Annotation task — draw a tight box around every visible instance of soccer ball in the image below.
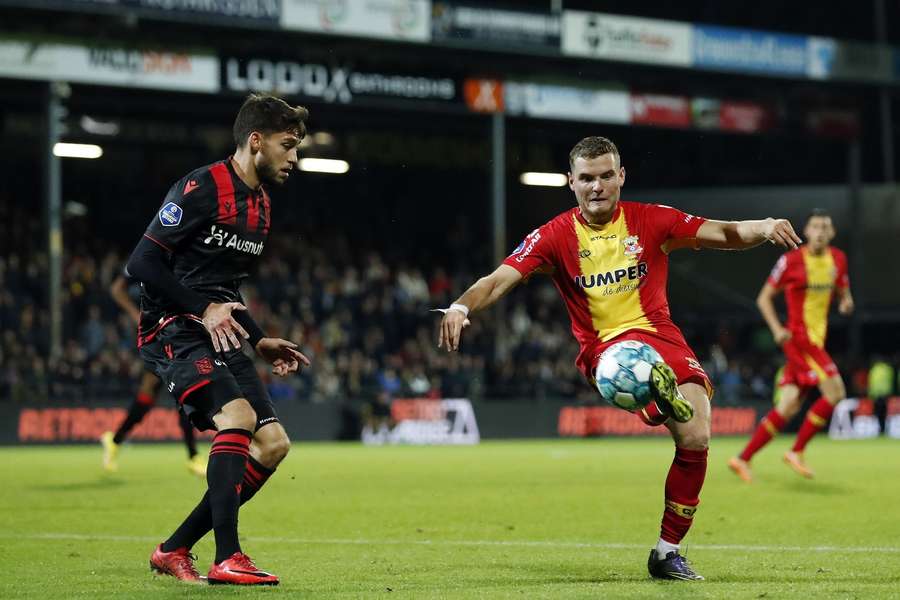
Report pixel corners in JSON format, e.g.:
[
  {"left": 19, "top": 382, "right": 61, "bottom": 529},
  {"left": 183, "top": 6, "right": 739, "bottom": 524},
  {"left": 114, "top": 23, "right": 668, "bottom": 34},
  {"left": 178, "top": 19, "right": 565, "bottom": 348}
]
[{"left": 594, "top": 340, "right": 664, "bottom": 411}]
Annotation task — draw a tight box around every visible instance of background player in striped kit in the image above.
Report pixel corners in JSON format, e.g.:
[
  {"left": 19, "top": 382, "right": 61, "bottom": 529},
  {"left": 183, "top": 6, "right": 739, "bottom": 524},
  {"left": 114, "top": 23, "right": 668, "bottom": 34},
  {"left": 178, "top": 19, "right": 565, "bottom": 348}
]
[
  {"left": 437, "top": 136, "right": 801, "bottom": 581},
  {"left": 730, "top": 210, "right": 853, "bottom": 481},
  {"left": 101, "top": 274, "right": 206, "bottom": 476}
]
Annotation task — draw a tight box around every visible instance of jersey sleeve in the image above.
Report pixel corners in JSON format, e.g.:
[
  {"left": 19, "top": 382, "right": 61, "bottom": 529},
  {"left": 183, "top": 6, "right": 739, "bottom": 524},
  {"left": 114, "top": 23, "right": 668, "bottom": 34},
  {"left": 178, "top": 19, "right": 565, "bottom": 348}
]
[
  {"left": 647, "top": 203, "right": 707, "bottom": 240},
  {"left": 502, "top": 222, "right": 557, "bottom": 277},
  {"left": 142, "top": 171, "right": 215, "bottom": 252},
  {"left": 834, "top": 249, "right": 850, "bottom": 289},
  {"left": 767, "top": 254, "right": 790, "bottom": 288}
]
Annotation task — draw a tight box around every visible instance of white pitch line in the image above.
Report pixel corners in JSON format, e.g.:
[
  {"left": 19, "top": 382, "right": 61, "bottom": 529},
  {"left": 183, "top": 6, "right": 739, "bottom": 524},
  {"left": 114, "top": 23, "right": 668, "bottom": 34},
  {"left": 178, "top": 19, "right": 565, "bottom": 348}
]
[{"left": 4, "top": 532, "right": 899, "bottom": 554}]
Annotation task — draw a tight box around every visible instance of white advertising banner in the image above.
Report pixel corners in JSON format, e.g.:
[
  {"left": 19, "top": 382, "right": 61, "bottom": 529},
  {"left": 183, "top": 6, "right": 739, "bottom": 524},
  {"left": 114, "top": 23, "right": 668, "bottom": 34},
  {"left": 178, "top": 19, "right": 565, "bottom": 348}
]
[
  {"left": 504, "top": 81, "right": 630, "bottom": 124},
  {"left": 0, "top": 39, "right": 219, "bottom": 92},
  {"left": 828, "top": 398, "right": 882, "bottom": 440},
  {"left": 281, "top": 0, "right": 431, "bottom": 42},
  {"left": 362, "top": 398, "right": 480, "bottom": 445},
  {"left": 562, "top": 10, "right": 692, "bottom": 66}
]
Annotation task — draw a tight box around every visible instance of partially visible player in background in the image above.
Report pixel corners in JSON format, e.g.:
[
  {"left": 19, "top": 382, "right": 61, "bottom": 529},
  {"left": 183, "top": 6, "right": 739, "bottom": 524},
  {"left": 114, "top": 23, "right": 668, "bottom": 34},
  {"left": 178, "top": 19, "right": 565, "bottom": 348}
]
[
  {"left": 100, "top": 274, "right": 206, "bottom": 476},
  {"left": 437, "top": 136, "right": 801, "bottom": 581},
  {"left": 730, "top": 210, "right": 853, "bottom": 481}
]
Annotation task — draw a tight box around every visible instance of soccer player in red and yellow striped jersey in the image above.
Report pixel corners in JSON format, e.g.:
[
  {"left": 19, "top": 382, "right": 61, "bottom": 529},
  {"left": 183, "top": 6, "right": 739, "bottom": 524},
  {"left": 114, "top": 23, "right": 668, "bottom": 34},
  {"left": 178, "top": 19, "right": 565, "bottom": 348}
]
[
  {"left": 436, "top": 137, "right": 801, "bottom": 581},
  {"left": 730, "top": 210, "right": 854, "bottom": 482}
]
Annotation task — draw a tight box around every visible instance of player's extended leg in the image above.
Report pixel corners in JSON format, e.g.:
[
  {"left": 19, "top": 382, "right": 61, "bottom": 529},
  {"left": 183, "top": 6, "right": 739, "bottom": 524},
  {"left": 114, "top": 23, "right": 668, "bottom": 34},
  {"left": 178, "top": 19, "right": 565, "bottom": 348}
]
[
  {"left": 638, "top": 363, "right": 694, "bottom": 426},
  {"left": 101, "top": 371, "right": 159, "bottom": 471},
  {"left": 785, "top": 375, "right": 845, "bottom": 478},
  {"left": 729, "top": 384, "right": 803, "bottom": 482},
  {"left": 647, "top": 382, "right": 710, "bottom": 581}
]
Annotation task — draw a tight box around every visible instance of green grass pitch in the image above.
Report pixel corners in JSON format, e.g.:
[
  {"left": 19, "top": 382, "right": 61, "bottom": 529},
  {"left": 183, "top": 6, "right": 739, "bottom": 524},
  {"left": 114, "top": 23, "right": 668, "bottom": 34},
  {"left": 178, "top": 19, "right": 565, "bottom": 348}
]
[{"left": 1, "top": 436, "right": 898, "bottom": 599}]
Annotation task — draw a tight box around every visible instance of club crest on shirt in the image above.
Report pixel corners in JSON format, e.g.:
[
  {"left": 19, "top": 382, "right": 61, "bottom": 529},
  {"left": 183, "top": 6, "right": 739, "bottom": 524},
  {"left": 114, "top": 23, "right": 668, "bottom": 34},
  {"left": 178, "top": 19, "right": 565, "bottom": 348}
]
[
  {"left": 159, "top": 202, "right": 183, "bottom": 227},
  {"left": 194, "top": 357, "right": 214, "bottom": 375},
  {"left": 622, "top": 235, "right": 643, "bottom": 257}
]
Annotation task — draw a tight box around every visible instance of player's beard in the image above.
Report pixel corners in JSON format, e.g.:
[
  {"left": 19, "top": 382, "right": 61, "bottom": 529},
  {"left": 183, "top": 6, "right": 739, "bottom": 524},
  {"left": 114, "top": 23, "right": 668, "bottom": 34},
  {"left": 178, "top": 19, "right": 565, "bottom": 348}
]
[{"left": 257, "top": 156, "right": 284, "bottom": 187}]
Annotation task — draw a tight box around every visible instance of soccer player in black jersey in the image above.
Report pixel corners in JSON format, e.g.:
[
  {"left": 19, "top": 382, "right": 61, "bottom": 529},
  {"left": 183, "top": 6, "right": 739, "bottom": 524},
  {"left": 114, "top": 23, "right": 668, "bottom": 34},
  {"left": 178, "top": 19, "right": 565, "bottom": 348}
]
[
  {"left": 126, "top": 94, "right": 310, "bottom": 586},
  {"left": 101, "top": 273, "right": 206, "bottom": 476}
]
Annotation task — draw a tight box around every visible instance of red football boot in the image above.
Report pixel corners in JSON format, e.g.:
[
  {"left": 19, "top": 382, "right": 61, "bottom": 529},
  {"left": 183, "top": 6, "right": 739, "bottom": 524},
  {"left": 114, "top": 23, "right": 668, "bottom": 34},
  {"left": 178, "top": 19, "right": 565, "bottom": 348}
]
[
  {"left": 207, "top": 552, "right": 279, "bottom": 586},
  {"left": 149, "top": 543, "right": 201, "bottom": 583}
]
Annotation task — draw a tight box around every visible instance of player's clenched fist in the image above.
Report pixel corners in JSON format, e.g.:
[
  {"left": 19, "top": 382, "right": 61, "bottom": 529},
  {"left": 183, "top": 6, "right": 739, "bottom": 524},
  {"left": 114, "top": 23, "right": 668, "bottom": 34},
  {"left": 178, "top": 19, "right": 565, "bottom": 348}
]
[{"left": 202, "top": 302, "right": 250, "bottom": 352}]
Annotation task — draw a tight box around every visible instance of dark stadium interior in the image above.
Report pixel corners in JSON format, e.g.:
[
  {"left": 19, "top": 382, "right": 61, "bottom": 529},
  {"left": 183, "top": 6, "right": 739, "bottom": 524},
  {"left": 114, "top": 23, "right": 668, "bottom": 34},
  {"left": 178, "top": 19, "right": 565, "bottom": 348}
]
[{"left": 1, "top": 1, "right": 898, "bottom": 409}]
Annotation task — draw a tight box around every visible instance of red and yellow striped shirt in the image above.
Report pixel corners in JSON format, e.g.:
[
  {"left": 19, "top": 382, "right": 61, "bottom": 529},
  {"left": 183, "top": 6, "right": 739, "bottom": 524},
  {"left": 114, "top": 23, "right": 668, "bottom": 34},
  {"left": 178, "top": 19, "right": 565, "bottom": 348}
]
[
  {"left": 503, "top": 202, "right": 706, "bottom": 379},
  {"left": 766, "top": 247, "right": 849, "bottom": 348}
]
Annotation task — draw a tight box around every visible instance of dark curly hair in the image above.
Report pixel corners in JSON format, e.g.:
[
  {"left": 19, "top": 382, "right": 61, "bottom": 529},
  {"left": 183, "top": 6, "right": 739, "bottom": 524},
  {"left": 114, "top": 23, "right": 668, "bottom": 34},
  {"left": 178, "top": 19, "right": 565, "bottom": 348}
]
[{"left": 233, "top": 93, "right": 309, "bottom": 148}]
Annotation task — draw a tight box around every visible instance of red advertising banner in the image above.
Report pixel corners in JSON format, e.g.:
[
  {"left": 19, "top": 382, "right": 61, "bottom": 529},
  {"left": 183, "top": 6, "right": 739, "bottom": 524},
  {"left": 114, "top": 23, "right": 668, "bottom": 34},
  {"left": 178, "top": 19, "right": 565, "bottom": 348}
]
[
  {"left": 558, "top": 406, "right": 757, "bottom": 437},
  {"left": 630, "top": 93, "right": 691, "bottom": 127},
  {"left": 805, "top": 109, "right": 860, "bottom": 139},
  {"left": 719, "top": 101, "right": 774, "bottom": 133},
  {"left": 18, "top": 407, "right": 214, "bottom": 443}
]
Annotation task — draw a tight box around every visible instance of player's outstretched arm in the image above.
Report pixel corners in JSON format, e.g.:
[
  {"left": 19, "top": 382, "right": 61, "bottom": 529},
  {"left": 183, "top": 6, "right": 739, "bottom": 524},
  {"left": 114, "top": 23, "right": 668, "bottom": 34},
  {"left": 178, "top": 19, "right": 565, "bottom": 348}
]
[
  {"left": 693, "top": 218, "right": 802, "bottom": 250},
  {"left": 757, "top": 282, "right": 791, "bottom": 344},
  {"left": 437, "top": 264, "right": 523, "bottom": 352}
]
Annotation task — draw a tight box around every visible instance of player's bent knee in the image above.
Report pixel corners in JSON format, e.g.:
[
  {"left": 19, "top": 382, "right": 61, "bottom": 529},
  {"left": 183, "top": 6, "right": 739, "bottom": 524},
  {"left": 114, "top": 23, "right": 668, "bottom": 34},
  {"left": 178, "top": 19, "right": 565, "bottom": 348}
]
[
  {"left": 680, "top": 430, "right": 710, "bottom": 450},
  {"left": 214, "top": 398, "right": 257, "bottom": 431},
  {"left": 669, "top": 417, "right": 710, "bottom": 450},
  {"left": 265, "top": 437, "right": 291, "bottom": 465}
]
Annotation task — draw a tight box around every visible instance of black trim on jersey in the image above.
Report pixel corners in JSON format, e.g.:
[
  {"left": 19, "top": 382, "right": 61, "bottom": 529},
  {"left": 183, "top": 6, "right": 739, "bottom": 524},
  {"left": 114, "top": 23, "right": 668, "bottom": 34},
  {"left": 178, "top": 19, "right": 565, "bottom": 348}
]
[{"left": 126, "top": 235, "right": 210, "bottom": 318}]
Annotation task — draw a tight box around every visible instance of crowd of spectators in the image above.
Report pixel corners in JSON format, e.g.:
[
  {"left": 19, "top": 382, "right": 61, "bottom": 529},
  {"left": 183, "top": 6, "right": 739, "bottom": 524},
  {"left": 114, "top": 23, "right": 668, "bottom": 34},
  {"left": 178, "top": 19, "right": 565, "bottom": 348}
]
[
  {"left": 6, "top": 191, "right": 874, "bottom": 407},
  {"left": 1, "top": 224, "right": 809, "bottom": 407}
]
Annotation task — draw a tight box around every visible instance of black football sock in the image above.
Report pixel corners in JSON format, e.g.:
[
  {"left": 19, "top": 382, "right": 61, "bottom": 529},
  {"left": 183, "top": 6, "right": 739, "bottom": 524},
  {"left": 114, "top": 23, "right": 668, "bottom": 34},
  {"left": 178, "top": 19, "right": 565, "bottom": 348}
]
[
  {"left": 179, "top": 411, "right": 198, "bottom": 459},
  {"left": 112, "top": 394, "right": 154, "bottom": 444},
  {"left": 162, "top": 490, "right": 212, "bottom": 553},
  {"left": 162, "top": 456, "right": 275, "bottom": 552},
  {"left": 207, "top": 429, "right": 252, "bottom": 563}
]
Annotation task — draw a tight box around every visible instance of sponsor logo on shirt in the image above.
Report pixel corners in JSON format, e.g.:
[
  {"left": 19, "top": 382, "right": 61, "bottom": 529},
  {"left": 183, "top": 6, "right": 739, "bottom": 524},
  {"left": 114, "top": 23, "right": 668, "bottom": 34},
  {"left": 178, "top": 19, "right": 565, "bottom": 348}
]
[
  {"left": 203, "top": 225, "right": 265, "bottom": 256},
  {"left": 686, "top": 357, "right": 704, "bottom": 373},
  {"left": 574, "top": 261, "right": 648, "bottom": 288},
  {"left": 159, "top": 202, "right": 183, "bottom": 227},
  {"left": 514, "top": 229, "right": 541, "bottom": 263}
]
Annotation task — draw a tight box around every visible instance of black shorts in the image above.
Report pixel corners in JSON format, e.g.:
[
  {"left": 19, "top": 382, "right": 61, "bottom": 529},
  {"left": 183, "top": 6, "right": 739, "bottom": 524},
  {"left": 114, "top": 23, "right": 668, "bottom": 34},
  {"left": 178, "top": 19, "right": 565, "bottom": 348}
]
[{"left": 140, "top": 318, "right": 278, "bottom": 432}]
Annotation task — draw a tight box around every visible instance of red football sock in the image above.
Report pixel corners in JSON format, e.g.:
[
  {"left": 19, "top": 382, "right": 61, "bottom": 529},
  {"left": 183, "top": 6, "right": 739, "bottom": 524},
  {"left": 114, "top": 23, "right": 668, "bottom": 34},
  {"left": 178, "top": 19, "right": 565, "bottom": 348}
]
[
  {"left": 660, "top": 447, "right": 708, "bottom": 544},
  {"left": 792, "top": 397, "right": 834, "bottom": 452},
  {"left": 638, "top": 401, "right": 669, "bottom": 426},
  {"left": 739, "top": 409, "right": 786, "bottom": 462},
  {"left": 136, "top": 391, "right": 155, "bottom": 406}
]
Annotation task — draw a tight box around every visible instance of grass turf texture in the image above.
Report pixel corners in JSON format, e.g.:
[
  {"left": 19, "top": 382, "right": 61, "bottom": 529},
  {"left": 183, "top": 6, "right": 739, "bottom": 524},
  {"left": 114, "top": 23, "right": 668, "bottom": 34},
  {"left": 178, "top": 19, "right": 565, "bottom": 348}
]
[{"left": 1, "top": 437, "right": 897, "bottom": 599}]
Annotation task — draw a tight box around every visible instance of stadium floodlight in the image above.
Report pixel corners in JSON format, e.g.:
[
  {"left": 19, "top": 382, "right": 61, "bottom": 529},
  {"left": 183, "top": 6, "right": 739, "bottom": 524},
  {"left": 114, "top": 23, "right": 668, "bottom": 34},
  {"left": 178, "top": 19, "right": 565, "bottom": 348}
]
[
  {"left": 53, "top": 142, "right": 103, "bottom": 159},
  {"left": 519, "top": 172, "right": 567, "bottom": 187},
  {"left": 299, "top": 158, "right": 349, "bottom": 174},
  {"left": 312, "top": 131, "right": 335, "bottom": 146}
]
